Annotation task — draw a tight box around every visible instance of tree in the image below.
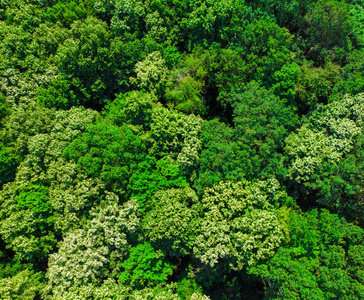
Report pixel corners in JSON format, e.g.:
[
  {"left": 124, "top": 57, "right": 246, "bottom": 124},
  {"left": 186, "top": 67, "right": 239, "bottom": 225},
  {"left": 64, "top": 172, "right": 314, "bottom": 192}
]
[
  {"left": 44, "top": 199, "right": 139, "bottom": 298},
  {"left": 285, "top": 93, "right": 364, "bottom": 223},
  {"left": 143, "top": 187, "right": 199, "bottom": 257},
  {"left": 0, "top": 269, "right": 45, "bottom": 300},
  {"left": 119, "top": 242, "right": 174, "bottom": 289},
  {"left": 104, "top": 90, "right": 156, "bottom": 128},
  {"left": 128, "top": 156, "right": 189, "bottom": 212},
  {"left": 234, "top": 18, "right": 295, "bottom": 87},
  {"left": 63, "top": 120, "right": 146, "bottom": 197},
  {"left": 231, "top": 82, "right": 298, "bottom": 180},
  {"left": 148, "top": 105, "right": 203, "bottom": 165},
  {"left": 130, "top": 51, "right": 169, "bottom": 98},
  {"left": 0, "top": 107, "right": 99, "bottom": 263},
  {"left": 295, "top": 61, "right": 340, "bottom": 112},
  {"left": 192, "top": 179, "right": 289, "bottom": 271},
  {"left": 53, "top": 17, "right": 116, "bottom": 107},
  {"left": 195, "top": 118, "right": 245, "bottom": 193},
  {"left": 304, "top": 0, "right": 353, "bottom": 63},
  {"left": 249, "top": 209, "right": 364, "bottom": 299}
]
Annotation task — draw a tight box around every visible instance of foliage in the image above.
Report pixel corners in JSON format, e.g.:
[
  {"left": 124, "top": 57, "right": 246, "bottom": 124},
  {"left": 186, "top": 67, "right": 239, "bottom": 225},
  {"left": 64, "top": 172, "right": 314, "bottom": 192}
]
[
  {"left": 64, "top": 120, "right": 146, "bottom": 196},
  {"left": 295, "top": 61, "right": 340, "bottom": 111},
  {"left": 304, "top": 0, "right": 353, "bottom": 63},
  {"left": 54, "top": 17, "right": 115, "bottom": 106},
  {"left": 195, "top": 118, "right": 245, "bottom": 192},
  {"left": 165, "top": 50, "right": 208, "bottom": 114},
  {"left": 192, "top": 179, "right": 289, "bottom": 270},
  {"left": 143, "top": 187, "right": 199, "bottom": 257},
  {"left": 105, "top": 90, "right": 156, "bottom": 128},
  {"left": 285, "top": 93, "right": 364, "bottom": 223},
  {"left": 0, "top": 144, "right": 20, "bottom": 186},
  {"left": 119, "top": 242, "right": 174, "bottom": 289},
  {"left": 148, "top": 105, "right": 203, "bottom": 162},
  {"left": 0, "top": 182, "right": 58, "bottom": 263},
  {"left": 231, "top": 82, "right": 298, "bottom": 179},
  {"left": 196, "top": 83, "right": 297, "bottom": 192},
  {"left": 128, "top": 156, "right": 189, "bottom": 211},
  {"left": 44, "top": 199, "right": 139, "bottom": 298},
  {"left": 130, "top": 51, "right": 169, "bottom": 98},
  {"left": 0, "top": 269, "right": 45, "bottom": 300},
  {"left": 234, "top": 18, "right": 295, "bottom": 86},
  {"left": 249, "top": 209, "right": 364, "bottom": 299},
  {"left": 1, "top": 0, "right": 364, "bottom": 299}
]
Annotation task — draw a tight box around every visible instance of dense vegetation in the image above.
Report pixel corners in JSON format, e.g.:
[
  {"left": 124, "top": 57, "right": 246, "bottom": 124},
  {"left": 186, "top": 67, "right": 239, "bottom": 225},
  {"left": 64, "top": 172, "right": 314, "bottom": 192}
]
[{"left": 1, "top": 0, "right": 364, "bottom": 299}]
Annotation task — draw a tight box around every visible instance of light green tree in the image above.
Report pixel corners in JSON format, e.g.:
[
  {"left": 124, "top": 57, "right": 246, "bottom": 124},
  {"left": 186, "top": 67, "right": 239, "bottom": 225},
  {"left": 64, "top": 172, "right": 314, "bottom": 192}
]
[
  {"left": 192, "top": 179, "right": 289, "bottom": 270},
  {"left": 130, "top": 51, "right": 169, "bottom": 98},
  {"left": 143, "top": 187, "right": 199, "bottom": 257},
  {"left": 44, "top": 199, "right": 139, "bottom": 298}
]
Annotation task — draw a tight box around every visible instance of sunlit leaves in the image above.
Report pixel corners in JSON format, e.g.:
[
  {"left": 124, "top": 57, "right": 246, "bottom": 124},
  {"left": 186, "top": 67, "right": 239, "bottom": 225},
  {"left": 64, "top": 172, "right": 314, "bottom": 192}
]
[{"left": 119, "top": 242, "right": 173, "bottom": 289}]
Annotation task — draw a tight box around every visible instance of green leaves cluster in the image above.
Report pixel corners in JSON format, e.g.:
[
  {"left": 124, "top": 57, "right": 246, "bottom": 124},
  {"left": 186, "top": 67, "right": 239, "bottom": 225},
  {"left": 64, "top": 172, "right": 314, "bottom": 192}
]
[
  {"left": 249, "top": 209, "right": 364, "bottom": 299},
  {"left": 2, "top": 0, "right": 364, "bottom": 299}
]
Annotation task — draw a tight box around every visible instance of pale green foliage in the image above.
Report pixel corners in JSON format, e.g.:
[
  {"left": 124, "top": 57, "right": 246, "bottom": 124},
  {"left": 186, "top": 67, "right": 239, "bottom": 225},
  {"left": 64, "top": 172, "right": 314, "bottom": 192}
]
[
  {"left": 286, "top": 93, "right": 364, "bottom": 182},
  {"left": 176, "top": 119, "right": 203, "bottom": 177},
  {"left": 44, "top": 199, "right": 139, "bottom": 298},
  {"left": 2, "top": 107, "right": 101, "bottom": 234},
  {"left": 46, "top": 281, "right": 210, "bottom": 300},
  {"left": 149, "top": 105, "right": 203, "bottom": 170},
  {"left": 309, "top": 93, "right": 364, "bottom": 150},
  {"left": 0, "top": 100, "right": 56, "bottom": 154},
  {"left": 193, "top": 179, "right": 287, "bottom": 269},
  {"left": 130, "top": 283, "right": 179, "bottom": 300},
  {"left": 143, "top": 187, "right": 199, "bottom": 257},
  {"left": 285, "top": 125, "right": 343, "bottom": 183},
  {"left": 0, "top": 269, "right": 44, "bottom": 300},
  {"left": 0, "top": 68, "right": 56, "bottom": 104},
  {"left": 0, "top": 20, "right": 67, "bottom": 103},
  {"left": 48, "top": 162, "right": 107, "bottom": 233},
  {"left": 16, "top": 107, "right": 98, "bottom": 174},
  {"left": 130, "top": 51, "right": 169, "bottom": 97},
  {"left": 43, "top": 278, "right": 130, "bottom": 300},
  {"left": 1, "top": 104, "right": 97, "bottom": 163},
  {"left": 189, "top": 293, "right": 210, "bottom": 300}
]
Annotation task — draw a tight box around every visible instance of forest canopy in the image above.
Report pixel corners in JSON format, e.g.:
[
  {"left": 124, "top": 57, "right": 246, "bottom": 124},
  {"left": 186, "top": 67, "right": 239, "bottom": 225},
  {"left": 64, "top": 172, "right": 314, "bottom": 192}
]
[{"left": 1, "top": 0, "right": 364, "bottom": 299}]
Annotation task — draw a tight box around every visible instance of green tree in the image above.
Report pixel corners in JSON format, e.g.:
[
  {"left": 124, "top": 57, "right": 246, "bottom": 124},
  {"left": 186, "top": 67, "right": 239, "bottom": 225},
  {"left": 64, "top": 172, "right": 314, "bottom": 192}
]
[
  {"left": 128, "top": 156, "right": 189, "bottom": 212},
  {"left": 43, "top": 0, "right": 93, "bottom": 28},
  {"left": 234, "top": 18, "right": 295, "bottom": 86},
  {"left": 0, "top": 144, "right": 20, "bottom": 186},
  {"left": 249, "top": 209, "right": 364, "bottom": 299},
  {"left": 53, "top": 17, "right": 116, "bottom": 107},
  {"left": 105, "top": 90, "right": 156, "bottom": 128},
  {"left": 0, "top": 182, "right": 57, "bottom": 263},
  {"left": 119, "top": 242, "right": 174, "bottom": 289},
  {"left": 285, "top": 93, "right": 364, "bottom": 223},
  {"left": 0, "top": 269, "right": 45, "bottom": 300},
  {"left": 64, "top": 120, "right": 146, "bottom": 197},
  {"left": 304, "top": 0, "right": 353, "bottom": 63},
  {"left": 231, "top": 82, "right": 298, "bottom": 179},
  {"left": 143, "top": 187, "right": 199, "bottom": 257},
  {"left": 295, "top": 61, "right": 340, "bottom": 112},
  {"left": 195, "top": 118, "right": 245, "bottom": 192}
]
